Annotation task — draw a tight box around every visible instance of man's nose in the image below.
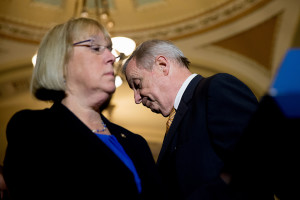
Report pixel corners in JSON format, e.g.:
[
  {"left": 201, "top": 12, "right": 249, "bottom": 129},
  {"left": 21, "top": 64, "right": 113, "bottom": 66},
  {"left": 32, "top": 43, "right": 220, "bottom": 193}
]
[{"left": 134, "top": 90, "right": 142, "bottom": 104}]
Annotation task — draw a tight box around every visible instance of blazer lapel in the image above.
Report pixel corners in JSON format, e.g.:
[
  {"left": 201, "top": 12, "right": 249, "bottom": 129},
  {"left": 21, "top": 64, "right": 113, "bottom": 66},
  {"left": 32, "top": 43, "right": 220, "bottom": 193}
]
[
  {"left": 50, "top": 103, "right": 130, "bottom": 168},
  {"left": 157, "top": 75, "right": 203, "bottom": 164}
]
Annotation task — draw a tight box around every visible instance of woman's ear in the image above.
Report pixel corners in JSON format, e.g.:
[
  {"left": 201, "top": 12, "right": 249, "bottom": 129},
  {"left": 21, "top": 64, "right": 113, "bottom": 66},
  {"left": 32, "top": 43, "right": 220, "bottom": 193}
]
[{"left": 155, "top": 55, "right": 169, "bottom": 75}]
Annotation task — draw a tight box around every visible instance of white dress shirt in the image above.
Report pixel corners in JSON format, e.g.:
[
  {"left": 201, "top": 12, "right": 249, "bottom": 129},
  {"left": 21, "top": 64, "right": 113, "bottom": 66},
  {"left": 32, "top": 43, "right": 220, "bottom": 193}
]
[{"left": 173, "top": 74, "right": 197, "bottom": 110}]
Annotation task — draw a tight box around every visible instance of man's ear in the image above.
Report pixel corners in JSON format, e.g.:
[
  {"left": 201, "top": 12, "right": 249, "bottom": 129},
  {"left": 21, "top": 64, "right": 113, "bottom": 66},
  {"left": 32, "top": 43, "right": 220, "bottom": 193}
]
[{"left": 155, "top": 56, "right": 169, "bottom": 75}]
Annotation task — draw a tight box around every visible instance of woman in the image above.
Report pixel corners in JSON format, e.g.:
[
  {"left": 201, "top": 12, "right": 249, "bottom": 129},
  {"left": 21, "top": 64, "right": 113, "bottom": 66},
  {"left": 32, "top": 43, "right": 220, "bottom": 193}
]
[{"left": 3, "top": 18, "right": 164, "bottom": 200}]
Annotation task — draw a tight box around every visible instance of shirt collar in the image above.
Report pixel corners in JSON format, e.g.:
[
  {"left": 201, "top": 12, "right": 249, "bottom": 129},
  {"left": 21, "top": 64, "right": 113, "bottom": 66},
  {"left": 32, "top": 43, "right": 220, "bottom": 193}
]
[{"left": 174, "top": 73, "right": 197, "bottom": 110}]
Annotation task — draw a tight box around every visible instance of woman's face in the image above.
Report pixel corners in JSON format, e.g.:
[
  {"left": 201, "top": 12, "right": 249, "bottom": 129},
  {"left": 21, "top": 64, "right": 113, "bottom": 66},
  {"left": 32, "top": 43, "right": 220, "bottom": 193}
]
[{"left": 65, "top": 32, "right": 116, "bottom": 100}]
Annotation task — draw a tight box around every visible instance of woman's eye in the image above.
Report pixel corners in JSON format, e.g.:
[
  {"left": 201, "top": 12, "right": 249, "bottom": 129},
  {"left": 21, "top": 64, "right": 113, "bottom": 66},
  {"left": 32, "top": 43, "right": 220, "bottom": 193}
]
[{"left": 92, "top": 46, "right": 100, "bottom": 52}]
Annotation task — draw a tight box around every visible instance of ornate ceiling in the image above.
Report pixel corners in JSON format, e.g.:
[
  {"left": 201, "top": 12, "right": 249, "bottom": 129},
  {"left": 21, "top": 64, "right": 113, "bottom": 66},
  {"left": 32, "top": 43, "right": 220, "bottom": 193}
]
[{"left": 0, "top": 0, "right": 299, "bottom": 161}]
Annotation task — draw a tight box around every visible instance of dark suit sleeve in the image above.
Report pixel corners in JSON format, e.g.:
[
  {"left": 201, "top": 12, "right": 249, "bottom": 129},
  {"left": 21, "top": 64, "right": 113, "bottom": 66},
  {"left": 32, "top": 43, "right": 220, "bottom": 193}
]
[
  {"left": 3, "top": 110, "right": 39, "bottom": 197},
  {"left": 206, "top": 73, "right": 258, "bottom": 171},
  {"left": 4, "top": 110, "right": 56, "bottom": 199}
]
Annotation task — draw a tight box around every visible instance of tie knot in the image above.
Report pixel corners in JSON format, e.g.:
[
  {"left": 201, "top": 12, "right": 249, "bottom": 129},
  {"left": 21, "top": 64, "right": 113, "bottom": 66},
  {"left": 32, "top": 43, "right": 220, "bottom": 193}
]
[{"left": 166, "top": 107, "right": 176, "bottom": 133}]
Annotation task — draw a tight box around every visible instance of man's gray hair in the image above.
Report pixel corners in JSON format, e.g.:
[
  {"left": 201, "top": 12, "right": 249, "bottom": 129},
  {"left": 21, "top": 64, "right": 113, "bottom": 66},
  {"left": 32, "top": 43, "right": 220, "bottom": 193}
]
[{"left": 122, "top": 39, "right": 190, "bottom": 74}]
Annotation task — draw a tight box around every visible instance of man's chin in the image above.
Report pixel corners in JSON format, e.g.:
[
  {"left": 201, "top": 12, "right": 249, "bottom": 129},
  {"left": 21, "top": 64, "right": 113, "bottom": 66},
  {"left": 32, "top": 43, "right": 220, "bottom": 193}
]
[{"left": 149, "top": 107, "right": 160, "bottom": 114}]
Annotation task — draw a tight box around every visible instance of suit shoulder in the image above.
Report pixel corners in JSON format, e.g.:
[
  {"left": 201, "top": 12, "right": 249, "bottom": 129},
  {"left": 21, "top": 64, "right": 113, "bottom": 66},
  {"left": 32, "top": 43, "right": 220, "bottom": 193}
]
[
  {"left": 194, "top": 73, "right": 241, "bottom": 95},
  {"left": 6, "top": 108, "right": 50, "bottom": 140},
  {"left": 209, "top": 73, "right": 250, "bottom": 89},
  {"left": 9, "top": 108, "right": 50, "bottom": 124},
  {"left": 207, "top": 73, "right": 258, "bottom": 104},
  {"left": 211, "top": 73, "right": 239, "bottom": 81},
  {"left": 7, "top": 108, "right": 53, "bottom": 132}
]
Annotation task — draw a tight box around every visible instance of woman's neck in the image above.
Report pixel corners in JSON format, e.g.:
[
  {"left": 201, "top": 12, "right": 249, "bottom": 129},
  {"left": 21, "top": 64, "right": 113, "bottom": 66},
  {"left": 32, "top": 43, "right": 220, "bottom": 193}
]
[{"left": 61, "top": 95, "right": 110, "bottom": 134}]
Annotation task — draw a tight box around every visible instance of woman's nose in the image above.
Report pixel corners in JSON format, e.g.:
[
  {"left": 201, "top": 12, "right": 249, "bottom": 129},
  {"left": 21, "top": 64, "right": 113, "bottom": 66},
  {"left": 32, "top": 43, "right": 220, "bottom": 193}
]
[{"left": 106, "top": 50, "right": 117, "bottom": 65}]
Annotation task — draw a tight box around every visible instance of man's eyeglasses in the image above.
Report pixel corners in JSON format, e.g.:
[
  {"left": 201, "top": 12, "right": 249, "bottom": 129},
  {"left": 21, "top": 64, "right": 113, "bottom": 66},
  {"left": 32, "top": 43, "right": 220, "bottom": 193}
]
[{"left": 73, "top": 39, "right": 113, "bottom": 54}]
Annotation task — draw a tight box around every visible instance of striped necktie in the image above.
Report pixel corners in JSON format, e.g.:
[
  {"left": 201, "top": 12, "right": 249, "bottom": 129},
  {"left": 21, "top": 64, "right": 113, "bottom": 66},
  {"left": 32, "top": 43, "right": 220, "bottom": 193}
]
[{"left": 166, "top": 107, "right": 176, "bottom": 133}]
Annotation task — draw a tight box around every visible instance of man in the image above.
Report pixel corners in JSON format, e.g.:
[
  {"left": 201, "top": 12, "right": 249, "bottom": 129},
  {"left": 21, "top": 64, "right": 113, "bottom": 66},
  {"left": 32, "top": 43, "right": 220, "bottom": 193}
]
[{"left": 122, "top": 39, "right": 258, "bottom": 200}]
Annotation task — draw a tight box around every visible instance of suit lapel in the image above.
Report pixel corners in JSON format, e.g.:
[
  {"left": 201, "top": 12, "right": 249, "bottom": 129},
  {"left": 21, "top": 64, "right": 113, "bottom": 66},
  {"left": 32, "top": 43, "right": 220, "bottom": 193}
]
[
  {"left": 50, "top": 103, "right": 130, "bottom": 168},
  {"left": 157, "top": 75, "right": 203, "bottom": 164}
]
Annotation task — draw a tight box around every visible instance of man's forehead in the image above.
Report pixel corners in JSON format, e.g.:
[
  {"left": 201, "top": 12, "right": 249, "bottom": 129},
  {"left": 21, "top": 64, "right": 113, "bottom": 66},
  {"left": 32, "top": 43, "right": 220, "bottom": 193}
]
[
  {"left": 127, "top": 60, "right": 148, "bottom": 83},
  {"left": 126, "top": 62, "right": 140, "bottom": 78}
]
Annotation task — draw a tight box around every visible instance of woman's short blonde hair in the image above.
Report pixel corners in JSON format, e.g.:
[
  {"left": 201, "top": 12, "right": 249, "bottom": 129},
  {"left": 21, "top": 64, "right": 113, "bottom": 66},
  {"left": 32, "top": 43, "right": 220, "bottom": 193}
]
[{"left": 31, "top": 17, "right": 111, "bottom": 101}]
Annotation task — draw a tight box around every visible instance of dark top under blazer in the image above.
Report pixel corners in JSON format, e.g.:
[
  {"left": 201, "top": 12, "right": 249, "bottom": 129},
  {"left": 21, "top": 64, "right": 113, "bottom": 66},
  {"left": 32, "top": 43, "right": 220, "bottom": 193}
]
[
  {"left": 4, "top": 102, "right": 164, "bottom": 200},
  {"left": 157, "top": 73, "right": 258, "bottom": 200}
]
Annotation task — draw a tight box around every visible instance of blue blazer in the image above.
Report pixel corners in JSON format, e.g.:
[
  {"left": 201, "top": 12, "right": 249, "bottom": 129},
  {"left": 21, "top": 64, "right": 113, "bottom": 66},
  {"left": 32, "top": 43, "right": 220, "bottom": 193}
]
[
  {"left": 157, "top": 73, "right": 258, "bottom": 200},
  {"left": 4, "top": 102, "right": 164, "bottom": 200}
]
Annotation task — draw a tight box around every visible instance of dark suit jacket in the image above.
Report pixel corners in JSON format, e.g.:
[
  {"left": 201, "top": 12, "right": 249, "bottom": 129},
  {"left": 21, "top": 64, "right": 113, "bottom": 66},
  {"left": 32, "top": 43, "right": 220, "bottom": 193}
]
[
  {"left": 4, "top": 102, "right": 164, "bottom": 200},
  {"left": 231, "top": 95, "right": 300, "bottom": 200},
  {"left": 157, "top": 73, "right": 258, "bottom": 200}
]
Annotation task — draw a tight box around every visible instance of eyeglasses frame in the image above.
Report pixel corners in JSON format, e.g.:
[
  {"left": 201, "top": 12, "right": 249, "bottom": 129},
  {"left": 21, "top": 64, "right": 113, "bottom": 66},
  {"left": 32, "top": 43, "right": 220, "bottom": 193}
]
[{"left": 73, "top": 39, "right": 113, "bottom": 54}]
